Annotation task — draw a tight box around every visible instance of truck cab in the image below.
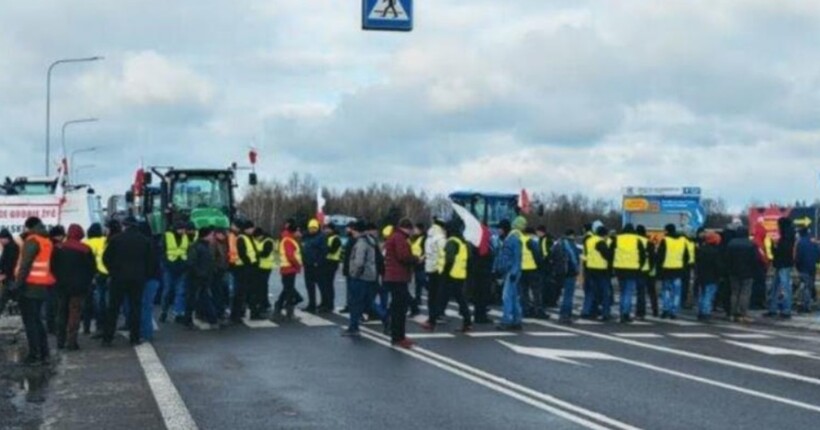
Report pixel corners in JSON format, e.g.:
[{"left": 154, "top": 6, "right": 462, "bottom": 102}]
[{"left": 449, "top": 191, "right": 519, "bottom": 229}]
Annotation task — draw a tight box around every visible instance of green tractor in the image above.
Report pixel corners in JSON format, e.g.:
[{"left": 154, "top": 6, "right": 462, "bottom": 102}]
[{"left": 127, "top": 166, "right": 257, "bottom": 235}]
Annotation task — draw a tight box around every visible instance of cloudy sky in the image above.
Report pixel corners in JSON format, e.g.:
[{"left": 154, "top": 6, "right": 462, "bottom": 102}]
[{"left": 2, "top": 1, "right": 820, "bottom": 211}]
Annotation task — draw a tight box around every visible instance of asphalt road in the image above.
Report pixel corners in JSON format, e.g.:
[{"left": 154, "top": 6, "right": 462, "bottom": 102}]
[{"left": 39, "top": 276, "right": 820, "bottom": 430}]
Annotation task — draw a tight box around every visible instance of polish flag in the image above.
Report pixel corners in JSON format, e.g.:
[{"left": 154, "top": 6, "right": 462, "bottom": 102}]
[
  {"left": 248, "top": 148, "right": 258, "bottom": 166},
  {"left": 519, "top": 188, "right": 531, "bottom": 215},
  {"left": 316, "top": 186, "right": 326, "bottom": 225}
]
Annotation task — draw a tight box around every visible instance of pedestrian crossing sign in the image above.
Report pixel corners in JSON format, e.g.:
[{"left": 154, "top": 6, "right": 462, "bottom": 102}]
[{"left": 362, "top": 0, "right": 413, "bottom": 32}]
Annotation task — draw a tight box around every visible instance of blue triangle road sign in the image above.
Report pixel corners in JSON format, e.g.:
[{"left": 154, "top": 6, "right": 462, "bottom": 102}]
[{"left": 362, "top": 0, "right": 413, "bottom": 32}]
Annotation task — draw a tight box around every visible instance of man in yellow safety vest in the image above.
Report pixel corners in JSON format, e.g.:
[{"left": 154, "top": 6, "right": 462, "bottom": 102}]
[
  {"left": 230, "top": 220, "right": 258, "bottom": 323},
  {"left": 320, "top": 223, "right": 343, "bottom": 313},
  {"left": 656, "top": 224, "right": 690, "bottom": 319},
  {"left": 160, "top": 221, "right": 191, "bottom": 323},
  {"left": 421, "top": 219, "right": 472, "bottom": 333},
  {"left": 610, "top": 224, "right": 646, "bottom": 323}
]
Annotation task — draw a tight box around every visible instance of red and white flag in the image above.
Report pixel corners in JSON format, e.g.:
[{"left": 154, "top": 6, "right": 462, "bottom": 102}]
[
  {"left": 519, "top": 188, "right": 531, "bottom": 215},
  {"left": 133, "top": 160, "right": 145, "bottom": 196},
  {"left": 316, "top": 186, "right": 326, "bottom": 225}
]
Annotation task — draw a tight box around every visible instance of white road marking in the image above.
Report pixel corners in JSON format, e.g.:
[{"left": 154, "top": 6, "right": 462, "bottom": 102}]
[
  {"left": 722, "top": 333, "right": 772, "bottom": 340},
  {"left": 645, "top": 316, "right": 702, "bottom": 327},
  {"left": 242, "top": 311, "right": 278, "bottom": 329},
  {"left": 502, "top": 341, "right": 820, "bottom": 414},
  {"left": 629, "top": 321, "right": 654, "bottom": 326},
  {"left": 465, "top": 331, "right": 518, "bottom": 338},
  {"left": 574, "top": 319, "right": 603, "bottom": 325},
  {"left": 406, "top": 333, "right": 456, "bottom": 339},
  {"left": 192, "top": 318, "right": 218, "bottom": 331},
  {"left": 494, "top": 311, "right": 820, "bottom": 387},
  {"left": 614, "top": 333, "right": 663, "bottom": 339},
  {"left": 668, "top": 333, "right": 717, "bottom": 339},
  {"left": 135, "top": 343, "right": 198, "bottom": 430},
  {"left": 724, "top": 341, "right": 820, "bottom": 360},
  {"left": 358, "top": 328, "right": 638, "bottom": 430},
  {"left": 293, "top": 310, "right": 336, "bottom": 327},
  {"left": 527, "top": 332, "right": 578, "bottom": 337}
]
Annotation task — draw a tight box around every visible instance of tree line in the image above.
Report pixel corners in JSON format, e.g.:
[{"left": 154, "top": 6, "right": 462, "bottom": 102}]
[{"left": 239, "top": 173, "right": 735, "bottom": 237}]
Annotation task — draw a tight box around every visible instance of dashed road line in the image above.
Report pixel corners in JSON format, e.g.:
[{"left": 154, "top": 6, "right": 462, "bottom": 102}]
[
  {"left": 465, "top": 331, "right": 518, "bottom": 338},
  {"left": 407, "top": 333, "right": 457, "bottom": 339},
  {"left": 527, "top": 332, "right": 578, "bottom": 337},
  {"left": 293, "top": 310, "right": 337, "bottom": 327},
  {"left": 722, "top": 333, "right": 772, "bottom": 340},
  {"left": 645, "top": 316, "right": 702, "bottom": 327}
]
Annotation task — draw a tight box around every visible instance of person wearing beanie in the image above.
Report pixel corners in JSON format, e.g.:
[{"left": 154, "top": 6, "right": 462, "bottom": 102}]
[
  {"left": 342, "top": 221, "right": 375, "bottom": 336},
  {"left": 549, "top": 229, "right": 581, "bottom": 323},
  {"left": 160, "top": 219, "right": 192, "bottom": 324},
  {"left": 726, "top": 227, "right": 758, "bottom": 323},
  {"left": 53, "top": 224, "right": 95, "bottom": 351},
  {"left": 0, "top": 228, "right": 20, "bottom": 317},
  {"left": 655, "top": 224, "right": 690, "bottom": 319},
  {"left": 610, "top": 224, "right": 646, "bottom": 324},
  {"left": 383, "top": 218, "right": 419, "bottom": 348},
  {"left": 137, "top": 221, "right": 162, "bottom": 342},
  {"left": 231, "top": 220, "right": 258, "bottom": 323},
  {"left": 494, "top": 216, "right": 527, "bottom": 330},
  {"left": 635, "top": 225, "right": 658, "bottom": 320},
  {"left": 102, "top": 215, "right": 153, "bottom": 346},
  {"left": 586, "top": 226, "right": 614, "bottom": 321},
  {"left": 795, "top": 228, "right": 820, "bottom": 313},
  {"left": 185, "top": 227, "right": 218, "bottom": 328},
  {"left": 250, "top": 228, "right": 275, "bottom": 319},
  {"left": 319, "top": 223, "right": 343, "bottom": 314},
  {"left": 581, "top": 222, "right": 601, "bottom": 319},
  {"left": 695, "top": 232, "right": 723, "bottom": 321},
  {"left": 14, "top": 217, "right": 56, "bottom": 365},
  {"left": 766, "top": 217, "right": 796, "bottom": 319}
]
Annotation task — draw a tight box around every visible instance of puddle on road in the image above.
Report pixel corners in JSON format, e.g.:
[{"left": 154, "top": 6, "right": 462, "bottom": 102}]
[{"left": 1, "top": 332, "right": 54, "bottom": 428}]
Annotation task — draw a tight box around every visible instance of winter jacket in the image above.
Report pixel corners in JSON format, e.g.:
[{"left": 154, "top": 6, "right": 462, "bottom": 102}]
[
  {"left": 772, "top": 219, "right": 796, "bottom": 269},
  {"left": 53, "top": 239, "right": 96, "bottom": 296},
  {"left": 279, "top": 230, "right": 302, "bottom": 276},
  {"left": 550, "top": 238, "right": 580, "bottom": 279},
  {"left": 0, "top": 237, "right": 19, "bottom": 285},
  {"left": 349, "top": 234, "right": 379, "bottom": 282},
  {"left": 695, "top": 243, "right": 723, "bottom": 285},
  {"left": 726, "top": 237, "right": 759, "bottom": 280},
  {"left": 103, "top": 227, "right": 154, "bottom": 286},
  {"left": 187, "top": 239, "right": 216, "bottom": 283},
  {"left": 15, "top": 226, "right": 54, "bottom": 299},
  {"left": 342, "top": 236, "right": 356, "bottom": 277},
  {"left": 494, "top": 230, "right": 523, "bottom": 281},
  {"left": 795, "top": 236, "right": 820, "bottom": 275},
  {"left": 383, "top": 228, "right": 416, "bottom": 283},
  {"left": 301, "top": 232, "right": 327, "bottom": 269},
  {"left": 424, "top": 224, "right": 446, "bottom": 274}
]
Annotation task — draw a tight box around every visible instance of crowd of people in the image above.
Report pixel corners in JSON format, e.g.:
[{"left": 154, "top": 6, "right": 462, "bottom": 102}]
[{"left": 0, "top": 210, "right": 817, "bottom": 361}]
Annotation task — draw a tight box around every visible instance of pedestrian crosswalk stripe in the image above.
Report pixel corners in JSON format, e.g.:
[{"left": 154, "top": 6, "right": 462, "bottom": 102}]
[
  {"left": 526, "top": 332, "right": 578, "bottom": 337},
  {"left": 407, "top": 333, "right": 456, "bottom": 339},
  {"left": 465, "top": 332, "right": 518, "bottom": 338},
  {"left": 574, "top": 319, "right": 603, "bottom": 325},
  {"left": 614, "top": 333, "right": 663, "bottom": 339},
  {"left": 193, "top": 318, "right": 219, "bottom": 331},
  {"left": 722, "top": 333, "right": 772, "bottom": 340},
  {"left": 669, "top": 333, "right": 717, "bottom": 339},
  {"left": 629, "top": 321, "right": 654, "bottom": 326},
  {"left": 242, "top": 317, "right": 278, "bottom": 329},
  {"left": 646, "top": 316, "right": 702, "bottom": 327},
  {"left": 293, "top": 309, "right": 336, "bottom": 327}
]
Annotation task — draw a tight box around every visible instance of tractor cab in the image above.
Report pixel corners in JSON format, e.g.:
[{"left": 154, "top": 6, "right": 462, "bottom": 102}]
[{"left": 449, "top": 191, "right": 519, "bottom": 229}]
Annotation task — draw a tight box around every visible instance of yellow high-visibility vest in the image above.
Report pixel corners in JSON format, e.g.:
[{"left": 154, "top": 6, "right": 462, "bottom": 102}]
[
  {"left": 613, "top": 234, "right": 641, "bottom": 270},
  {"left": 326, "top": 234, "right": 342, "bottom": 262},
  {"left": 279, "top": 236, "right": 302, "bottom": 269},
  {"left": 411, "top": 236, "right": 424, "bottom": 259},
  {"left": 436, "top": 237, "right": 468, "bottom": 280},
  {"left": 255, "top": 237, "right": 275, "bottom": 270},
  {"left": 764, "top": 236, "right": 774, "bottom": 261},
  {"left": 586, "top": 236, "right": 609, "bottom": 270},
  {"left": 164, "top": 232, "right": 189, "bottom": 262},
  {"left": 662, "top": 236, "right": 687, "bottom": 270},
  {"left": 83, "top": 237, "right": 109, "bottom": 275},
  {"left": 234, "top": 234, "right": 257, "bottom": 267},
  {"left": 540, "top": 237, "right": 550, "bottom": 259},
  {"left": 520, "top": 234, "right": 538, "bottom": 271}
]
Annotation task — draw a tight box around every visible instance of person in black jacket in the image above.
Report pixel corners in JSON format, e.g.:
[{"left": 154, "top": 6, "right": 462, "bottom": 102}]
[
  {"left": 186, "top": 227, "right": 217, "bottom": 327},
  {"left": 53, "top": 224, "right": 96, "bottom": 350},
  {"left": 339, "top": 221, "right": 357, "bottom": 314},
  {"left": 0, "top": 228, "right": 20, "bottom": 316},
  {"left": 695, "top": 232, "right": 723, "bottom": 321},
  {"left": 726, "top": 227, "right": 759, "bottom": 323},
  {"left": 102, "top": 216, "right": 153, "bottom": 346},
  {"left": 766, "top": 217, "right": 796, "bottom": 319}
]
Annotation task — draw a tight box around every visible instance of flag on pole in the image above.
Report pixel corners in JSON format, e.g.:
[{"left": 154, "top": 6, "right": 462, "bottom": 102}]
[
  {"left": 316, "top": 186, "right": 326, "bottom": 224},
  {"left": 519, "top": 188, "right": 531, "bottom": 215},
  {"left": 248, "top": 147, "right": 258, "bottom": 166},
  {"left": 133, "top": 160, "right": 145, "bottom": 197}
]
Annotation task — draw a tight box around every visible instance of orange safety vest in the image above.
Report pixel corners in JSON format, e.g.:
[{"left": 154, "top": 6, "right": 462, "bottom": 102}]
[
  {"left": 16, "top": 235, "right": 56, "bottom": 286},
  {"left": 228, "top": 232, "right": 239, "bottom": 266}
]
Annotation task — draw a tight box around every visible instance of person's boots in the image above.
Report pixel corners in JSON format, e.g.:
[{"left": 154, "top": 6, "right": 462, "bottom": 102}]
[
  {"left": 285, "top": 306, "right": 299, "bottom": 322},
  {"left": 270, "top": 304, "right": 283, "bottom": 322}
]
